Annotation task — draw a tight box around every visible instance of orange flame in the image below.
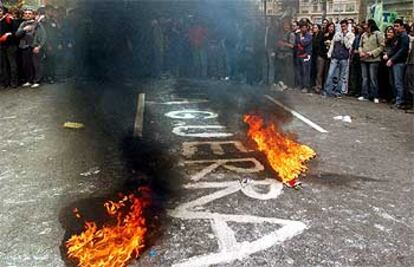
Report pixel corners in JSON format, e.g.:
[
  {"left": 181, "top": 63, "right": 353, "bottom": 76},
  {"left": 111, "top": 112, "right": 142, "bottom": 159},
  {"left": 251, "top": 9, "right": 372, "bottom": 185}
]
[
  {"left": 65, "top": 187, "right": 151, "bottom": 267},
  {"left": 244, "top": 114, "right": 316, "bottom": 184}
]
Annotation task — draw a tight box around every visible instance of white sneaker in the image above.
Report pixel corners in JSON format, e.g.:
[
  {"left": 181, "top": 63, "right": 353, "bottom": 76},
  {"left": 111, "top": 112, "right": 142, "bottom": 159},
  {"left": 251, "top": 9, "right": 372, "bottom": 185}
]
[
  {"left": 31, "top": 83, "right": 40, "bottom": 88},
  {"left": 374, "top": 98, "right": 379, "bottom": 104},
  {"left": 22, "top": 82, "right": 32, "bottom": 87},
  {"left": 358, "top": 96, "right": 367, "bottom": 101}
]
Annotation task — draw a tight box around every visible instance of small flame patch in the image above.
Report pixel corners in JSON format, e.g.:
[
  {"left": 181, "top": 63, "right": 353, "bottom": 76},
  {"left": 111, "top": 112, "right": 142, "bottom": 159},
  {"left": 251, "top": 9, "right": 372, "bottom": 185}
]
[
  {"left": 65, "top": 187, "right": 151, "bottom": 267},
  {"left": 244, "top": 114, "right": 316, "bottom": 184}
]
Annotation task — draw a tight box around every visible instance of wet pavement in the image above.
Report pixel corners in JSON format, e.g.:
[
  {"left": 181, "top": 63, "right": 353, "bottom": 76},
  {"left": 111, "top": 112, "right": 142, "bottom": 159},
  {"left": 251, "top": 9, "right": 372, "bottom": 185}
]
[{"left": 0, "top": 78, "right": 413, "bottom": 267}]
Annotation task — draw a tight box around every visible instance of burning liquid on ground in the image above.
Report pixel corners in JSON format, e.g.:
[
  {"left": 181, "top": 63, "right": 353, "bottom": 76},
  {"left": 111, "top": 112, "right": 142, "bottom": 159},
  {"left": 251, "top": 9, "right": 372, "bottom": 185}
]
[
  {"left": 65, "top": 187, "right": 151, "bottom": 267},
  {"left": 244, "top": 114, "right": 316, "bottom": 187}
]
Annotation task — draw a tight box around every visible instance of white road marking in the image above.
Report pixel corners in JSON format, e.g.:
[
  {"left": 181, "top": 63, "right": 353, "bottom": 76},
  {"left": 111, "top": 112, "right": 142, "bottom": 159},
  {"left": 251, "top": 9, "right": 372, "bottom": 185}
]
[
  {"left": 184, "top": 158, "right": 264, "bottom": 181},
  {"left": 182, "top": 141, "right": 251, "bottom": 158},
  {"left": 165, "top": 110, "right": 218, "bottom": 120},
  {"left": 169, "top": 179, "right": 305, "bottom": 267},
  {"left": 264, "top": 94, "right": 329, "bottom": 133},
  {"left": 147, "top": 99, "right": 209, "bottom": 105},
  {"left": 133, "top": 93, "right": 146, "bottom": 137},
  {"left": 172, "top": 125, "right": 233, "bottom": 138}
]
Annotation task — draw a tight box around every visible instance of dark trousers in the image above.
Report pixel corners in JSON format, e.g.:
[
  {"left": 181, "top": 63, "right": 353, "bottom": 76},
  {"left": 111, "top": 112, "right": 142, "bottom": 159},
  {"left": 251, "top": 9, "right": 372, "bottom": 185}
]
[
  {"left": 349, "top": 54, "right": 362, "bottom": 96},
  {"left": 1, "top": 46, "right": 18, "bottom": 87},
  {"left": 275, "top": 55, "right": 294, "bottom": 88},
  {"left": 405, "top": 64, "right": 414, "bottom": 104},
  {"left": 295, "top": 57, "right": 311, "bottom": 89},
  {"left": 21, "top": 48, "right": 42, "bottom": 83}
]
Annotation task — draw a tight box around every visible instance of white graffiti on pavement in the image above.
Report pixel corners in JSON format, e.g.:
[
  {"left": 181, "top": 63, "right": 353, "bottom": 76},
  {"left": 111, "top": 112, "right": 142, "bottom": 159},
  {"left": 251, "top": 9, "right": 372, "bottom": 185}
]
[{"left": 162, "top": 101, "right": 307, "bottom": 267}]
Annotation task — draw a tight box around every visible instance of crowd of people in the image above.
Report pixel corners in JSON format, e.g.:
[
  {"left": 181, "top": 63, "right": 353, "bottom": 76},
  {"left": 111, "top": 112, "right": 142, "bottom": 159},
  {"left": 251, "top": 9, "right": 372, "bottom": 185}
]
[
  {"left": 1, "top": 4, "right": 413, "bottom": 110},
  {"left": 0, "top": 5, "right": 73, "bottom": 89},
  {"left": 149, "top": 14, "right": 414, "bottom": 110},
  {"left": 274, "top": 17, "right": 414, "bottom": 110}
]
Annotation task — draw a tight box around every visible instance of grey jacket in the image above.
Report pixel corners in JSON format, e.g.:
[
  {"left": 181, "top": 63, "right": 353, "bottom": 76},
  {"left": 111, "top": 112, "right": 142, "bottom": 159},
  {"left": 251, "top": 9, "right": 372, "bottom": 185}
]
[{"left": 16, "top": 20, "right": 47, "bottom": 49}]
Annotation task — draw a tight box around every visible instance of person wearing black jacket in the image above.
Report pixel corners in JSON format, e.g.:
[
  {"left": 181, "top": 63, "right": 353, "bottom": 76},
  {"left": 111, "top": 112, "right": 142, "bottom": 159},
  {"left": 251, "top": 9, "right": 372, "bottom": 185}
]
[
  {"left": 15, "top": 8, "right": 47, "bottom": 88},
  {"left": 384, "top": 19, "right": 409, "bottom": 108},
  {"left": 0, "top": 7, "right": 19, "bottom": 88},
  {"left": 311, "top": 24, "right": 322, "bottom": 92},
  {"left": 315, "top": 22, "right": 335, "bottom": 92}
]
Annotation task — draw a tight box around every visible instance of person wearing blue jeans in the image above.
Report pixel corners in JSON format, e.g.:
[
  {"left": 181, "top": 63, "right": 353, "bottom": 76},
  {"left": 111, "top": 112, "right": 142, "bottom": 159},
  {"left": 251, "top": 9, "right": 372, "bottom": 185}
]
[
  {"left": 360, "top": 62, "right": 380, "bottom": 100},
  {"left": 384, "top": 19, "right": 409, "bottom": 108},
  {"left": 324, "top": 20, "right": 355, "bottom": 97},
  {"left": 390, "top": 63, "right": 406, "bottom": 105},
  {"left": 358, "top": 20, "right": 384, "bottom": 103},
  {"left": 324, "top": 58, "right": 349, "bottom": 96}
]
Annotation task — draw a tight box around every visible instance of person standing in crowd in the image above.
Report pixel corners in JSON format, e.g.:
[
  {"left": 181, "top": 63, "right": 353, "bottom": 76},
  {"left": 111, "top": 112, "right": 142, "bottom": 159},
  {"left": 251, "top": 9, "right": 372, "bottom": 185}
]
[
  {"left": 315, "top": 22, "right": 335, "bottom": 93},
  {"left": 310, "top": 24, "right": 322, "bottom": 91},
  {"left": 43, "top": 5, "right": 61, "bottom": 84},
  {"left": 384, "top": 19, "right": 409, "bottom": 109},
  {"left": 347, "top": 18, "right": 355, "bottom": 33},
  {"left": 324, "top": 20, "right": 355, "bottom": 97},
  {"left": 348, "top": 24, "right": 364, "bottom": 97},
  {"left": 379, "top": 26, "right": 396, "bottom": 102},
  {"left": 188, "top": 19, "right": 208, "bottom": 79},
  {"left": 358, "top": 19, "right": 384, "bottom": 103},
  {"left": 291, "top": 20, "right": 300, "bottom": 87},
  {"left": 15, "top": 8, "right": 47, "bottom": 88},
  {"left": 321, "top": 19, "right": 329, "bottom": 33},
  {"left": 405, "top": 24, "right": 414, "bottom": 110},
  {"left": 275, "top": 19, "right": 295, "bottom": 88},
  {"left": 0, "top": 6, "right": 19, "bottom": 88},
  {"left": 294, "top": 20, "right": 312, "bottom": 92}
]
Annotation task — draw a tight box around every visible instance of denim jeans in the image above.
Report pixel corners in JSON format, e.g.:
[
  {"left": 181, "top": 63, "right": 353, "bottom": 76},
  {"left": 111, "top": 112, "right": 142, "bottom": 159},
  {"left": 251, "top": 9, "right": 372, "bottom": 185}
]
[
  {"left": 295, "top": 57, "right": 311, "bottom": 89},
  {"left": 391, "top": 63, "right": 406, "bottom": 105},
  {"left": 361, "top": 62, "right": 379, "bottom": 99},
  {"left": 324, "top": 58, "right": 349, "bottom": 96}
]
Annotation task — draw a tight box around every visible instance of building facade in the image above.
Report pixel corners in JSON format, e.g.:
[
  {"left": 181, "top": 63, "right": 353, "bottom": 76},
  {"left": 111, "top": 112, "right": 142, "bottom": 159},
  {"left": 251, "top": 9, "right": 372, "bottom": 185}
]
[
  {"left": 298, "top": 0, "right": 362, "bottom": 23},
  {"left": 260, "top": 0, "right": 299, "bottom": 17}
]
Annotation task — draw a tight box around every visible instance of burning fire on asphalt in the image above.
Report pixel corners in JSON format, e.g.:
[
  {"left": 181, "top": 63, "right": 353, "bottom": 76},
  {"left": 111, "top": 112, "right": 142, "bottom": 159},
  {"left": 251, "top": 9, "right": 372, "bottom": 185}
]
[
  {"left": 244, "top": 114, "right": 316, "bottom": 188},
  {"left": 65, "top": 187, "right": 151, "bottom": 267}
]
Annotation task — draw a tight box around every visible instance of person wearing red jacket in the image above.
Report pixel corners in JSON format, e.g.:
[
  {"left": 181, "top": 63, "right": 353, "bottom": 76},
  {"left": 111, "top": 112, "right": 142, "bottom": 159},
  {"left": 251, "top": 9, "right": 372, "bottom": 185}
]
[{"left": 0, "top": 7, "right": 19, "bottom": 88}]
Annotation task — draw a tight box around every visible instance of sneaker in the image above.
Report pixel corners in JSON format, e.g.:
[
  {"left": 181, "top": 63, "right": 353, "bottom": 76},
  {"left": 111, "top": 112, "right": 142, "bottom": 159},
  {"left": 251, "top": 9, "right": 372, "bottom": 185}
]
[
  {"left": 301, "top": 88, "right": 308, "bottom": 93},
  {"left": 373, "top": 98, "right": 379, "bottom": 104},
  {"left": 31, "top": 83, "right": 40, "bottom": 88},
  {"left": 358, "top": 96, "right": 367, "bottom": 101},
  {"left": 278, "top": 81, "right": 288, "bottom": 90},
  {"left": 22, "top": 82, "right": 32, "bottom": 87}
]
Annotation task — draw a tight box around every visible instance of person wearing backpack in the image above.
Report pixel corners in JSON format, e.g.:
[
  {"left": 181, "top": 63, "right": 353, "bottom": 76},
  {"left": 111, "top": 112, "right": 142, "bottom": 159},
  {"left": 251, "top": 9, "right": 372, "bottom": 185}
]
[{"left": 358, "top": 19, "right": 384, "bottom": 103}]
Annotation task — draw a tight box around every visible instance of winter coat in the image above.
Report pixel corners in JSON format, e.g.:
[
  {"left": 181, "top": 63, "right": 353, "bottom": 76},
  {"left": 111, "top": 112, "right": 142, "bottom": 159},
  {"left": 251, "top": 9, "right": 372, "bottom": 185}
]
[
  {"left": 16, "top": 20, "right": 47, "bottom": 49},
  {"left": 388, "top": 31, "right": 409, "bottom": 64},
  {"left": 358, "top": 31, "right": 384, "bottom": 62}
]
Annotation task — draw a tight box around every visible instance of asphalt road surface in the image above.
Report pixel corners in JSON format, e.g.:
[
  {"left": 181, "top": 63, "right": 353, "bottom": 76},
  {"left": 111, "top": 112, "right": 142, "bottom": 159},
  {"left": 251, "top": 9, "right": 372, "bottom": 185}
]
[{"left": 0, "top": 78, "right": 413, "bottom": 267}]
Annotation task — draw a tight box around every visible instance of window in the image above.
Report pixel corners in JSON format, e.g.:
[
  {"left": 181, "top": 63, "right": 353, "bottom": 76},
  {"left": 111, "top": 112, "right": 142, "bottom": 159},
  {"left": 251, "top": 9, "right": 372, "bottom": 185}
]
[
  {"left": 345, "top": 3, "right": 355, "bottom": 12},
  {"left": 334, "top": 4, "right": 343, "bottom": 13},
  {"left": 313, "top": 4, "right": 318, "bottom": 12}
]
